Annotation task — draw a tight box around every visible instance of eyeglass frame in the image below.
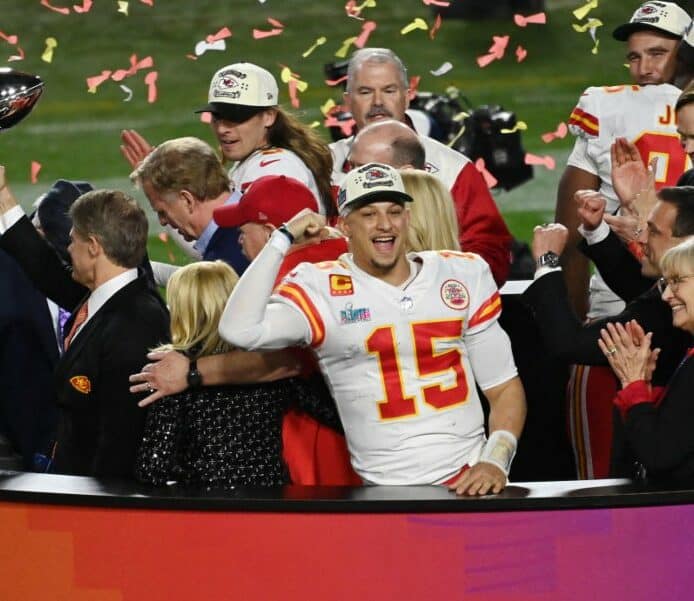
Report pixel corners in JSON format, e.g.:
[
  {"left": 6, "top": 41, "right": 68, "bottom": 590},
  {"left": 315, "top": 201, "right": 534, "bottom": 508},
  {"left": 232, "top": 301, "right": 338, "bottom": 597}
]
[{"left": 656, "top": 274, "right": 694, "bottom": 295}]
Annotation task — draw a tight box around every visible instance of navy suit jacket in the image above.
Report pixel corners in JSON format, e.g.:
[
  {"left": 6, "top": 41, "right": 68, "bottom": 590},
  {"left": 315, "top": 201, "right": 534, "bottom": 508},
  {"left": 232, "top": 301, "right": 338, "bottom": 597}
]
[{"left": 204, "top": 226, "right": 249, "bottom": 274}]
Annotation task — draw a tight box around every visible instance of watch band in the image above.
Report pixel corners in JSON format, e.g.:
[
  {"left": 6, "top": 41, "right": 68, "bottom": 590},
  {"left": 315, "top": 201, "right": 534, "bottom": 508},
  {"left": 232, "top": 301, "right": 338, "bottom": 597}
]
[
  {"left": 187, "top": 358, "right": 202, "bottom": 389},
  {"left": 537, "top": 251, "right": 560, "bottom": 269}
]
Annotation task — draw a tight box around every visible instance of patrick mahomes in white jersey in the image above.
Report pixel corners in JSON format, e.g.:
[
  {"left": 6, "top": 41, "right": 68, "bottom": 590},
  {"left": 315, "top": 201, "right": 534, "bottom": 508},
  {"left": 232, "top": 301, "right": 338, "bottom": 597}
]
[{"left": 220, "top": 162, "right": 526, "bottom": 495}]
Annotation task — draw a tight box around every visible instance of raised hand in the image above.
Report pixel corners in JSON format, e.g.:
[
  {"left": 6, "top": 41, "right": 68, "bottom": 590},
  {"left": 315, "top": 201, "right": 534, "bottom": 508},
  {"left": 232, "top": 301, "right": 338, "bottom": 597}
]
[
  {"left": 575, "top": 189, "right": 606, "bottom": 231},
  {"left": 120, "top": 129, "right": 154, "bottom": 169},
  {"left": 531, "top": 223, "right": 568, "bottom": 262}
]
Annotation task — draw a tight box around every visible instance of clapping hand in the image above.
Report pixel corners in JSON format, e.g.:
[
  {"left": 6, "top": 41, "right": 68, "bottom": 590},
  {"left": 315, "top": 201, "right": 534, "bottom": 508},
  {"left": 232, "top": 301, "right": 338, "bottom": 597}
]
[{"left": 598, "top": 320, "right": 660, "bottom": 388}]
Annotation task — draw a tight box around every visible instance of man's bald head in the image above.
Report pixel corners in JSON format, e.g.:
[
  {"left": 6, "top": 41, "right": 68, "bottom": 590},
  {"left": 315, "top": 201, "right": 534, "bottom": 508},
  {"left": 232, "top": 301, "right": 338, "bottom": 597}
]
[{"left": 349, "top": 119, "right": 426, "bottom": 170}]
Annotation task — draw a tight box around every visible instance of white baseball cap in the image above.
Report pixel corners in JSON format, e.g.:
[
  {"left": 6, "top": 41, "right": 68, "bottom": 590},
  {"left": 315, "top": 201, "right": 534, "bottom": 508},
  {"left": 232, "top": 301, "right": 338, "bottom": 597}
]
[
  {"left": 195, "top": 62, "right": 279, "bottom": 122},
  {"left": 613, "top": 2, "right": 690, "bottom": 41},
  {"left": 679, "top": 19, "right": 694, "bottom": 67},
  {"left": 337, "top": 163, "right": 413, "bottom": 216}
]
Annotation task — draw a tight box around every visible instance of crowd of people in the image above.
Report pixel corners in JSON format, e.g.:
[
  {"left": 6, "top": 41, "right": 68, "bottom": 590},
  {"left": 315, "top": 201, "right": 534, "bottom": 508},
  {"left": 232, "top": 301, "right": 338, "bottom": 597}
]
[{"left": 2, "top": 1, "right": 694, "bottom": 494}]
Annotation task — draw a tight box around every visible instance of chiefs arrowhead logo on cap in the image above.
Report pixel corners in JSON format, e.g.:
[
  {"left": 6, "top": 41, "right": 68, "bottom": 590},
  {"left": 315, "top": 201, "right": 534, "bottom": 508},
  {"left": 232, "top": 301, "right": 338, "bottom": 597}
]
[{"left": 70, "top": 375, "right": 91, "bottom": 394}]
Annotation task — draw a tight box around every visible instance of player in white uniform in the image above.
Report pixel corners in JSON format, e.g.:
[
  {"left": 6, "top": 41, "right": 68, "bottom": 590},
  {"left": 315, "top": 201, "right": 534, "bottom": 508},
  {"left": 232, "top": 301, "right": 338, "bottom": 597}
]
[
  {"left": 567, "top": 82, "right": 690, "bottom": 317},
  {"left": 220, "top": 163, "right": 526, "bottom": 495}
]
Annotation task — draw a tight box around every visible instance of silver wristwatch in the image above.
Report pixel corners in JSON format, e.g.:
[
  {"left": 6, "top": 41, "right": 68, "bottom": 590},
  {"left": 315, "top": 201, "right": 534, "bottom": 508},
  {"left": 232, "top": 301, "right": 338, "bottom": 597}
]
[{"left": 537, "top": 251, "right": 560, "bottom": 269}]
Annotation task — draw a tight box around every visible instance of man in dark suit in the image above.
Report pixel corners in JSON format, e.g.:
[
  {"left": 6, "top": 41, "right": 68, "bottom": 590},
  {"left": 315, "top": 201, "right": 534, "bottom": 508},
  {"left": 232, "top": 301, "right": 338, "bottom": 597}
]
[
  {"left": 0, "top": 168, "right": 169, "bottom": 477},
  {"left": 523, "top": 187, "right": 694, "bottom": 476}
]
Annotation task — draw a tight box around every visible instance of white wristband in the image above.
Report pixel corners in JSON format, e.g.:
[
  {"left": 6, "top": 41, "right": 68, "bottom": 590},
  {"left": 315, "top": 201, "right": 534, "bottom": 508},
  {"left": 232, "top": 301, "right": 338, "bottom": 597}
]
[{"left": 479, "top": 430, "right": 517, "bottom": 476}]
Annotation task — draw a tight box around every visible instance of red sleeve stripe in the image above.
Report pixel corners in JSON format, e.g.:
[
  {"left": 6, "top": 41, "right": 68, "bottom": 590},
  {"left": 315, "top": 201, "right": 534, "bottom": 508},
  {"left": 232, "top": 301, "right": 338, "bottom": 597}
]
[
  {"left": 468, "top": 291, "right": 501, "bottom": 329},
  {"left": 568, "top": 107, "right": 599, "bottom": 136},
  {"left": 277, "top": 282, "right": 326, "bottom": 347}
]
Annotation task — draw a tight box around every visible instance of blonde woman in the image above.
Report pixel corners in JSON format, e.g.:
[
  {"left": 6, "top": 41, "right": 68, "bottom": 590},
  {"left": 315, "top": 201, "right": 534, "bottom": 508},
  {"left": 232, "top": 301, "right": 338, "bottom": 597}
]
[
  {"left": 400, "top": 169, "right": 460, "bottom": 252},
  {"left": 136, "top": 260, "right": 339, "bottom": 489}
]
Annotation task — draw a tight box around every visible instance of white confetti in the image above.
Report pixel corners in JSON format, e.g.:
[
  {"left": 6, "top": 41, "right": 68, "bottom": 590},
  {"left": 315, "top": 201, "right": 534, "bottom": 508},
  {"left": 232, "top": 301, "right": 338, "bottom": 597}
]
[
  {"left": 119, "top": 84, "right": 133, "bottom": 102},
  {"left": 430, "top": 61, "right": 453, "bottom": 76},
  {"left": 194, "top": 38, "right": 226, "bottom": 56}
]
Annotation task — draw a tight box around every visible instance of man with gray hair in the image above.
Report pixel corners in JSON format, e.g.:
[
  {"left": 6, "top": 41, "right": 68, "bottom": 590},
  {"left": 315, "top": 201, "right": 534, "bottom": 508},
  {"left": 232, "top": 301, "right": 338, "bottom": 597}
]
[{"left": 330, "top": 48, "right": 513, "bottom": 286}]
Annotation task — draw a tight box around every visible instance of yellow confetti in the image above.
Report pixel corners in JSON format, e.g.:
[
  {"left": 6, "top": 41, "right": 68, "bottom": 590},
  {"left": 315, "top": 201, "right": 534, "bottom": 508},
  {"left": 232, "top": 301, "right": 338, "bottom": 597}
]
[
  {"left": 310, "top": 121, "right": 321, "bottom": 128},
  {"left": 592, "top": 38, "right": 600, "bottom": 55},
  {"left": 500, "top": 121, "right": 528, "bottom": 134},
  {"left": 335, "top": 36, "right": 357, "bottom": 58},
  {"left": 573, "top": 0, "right": 598, "bottom": 21},
  {"left": 117, "top": 1, "right": 129, "bottom": 15},
  {"left": 302, "top": 36, "right": 327, "bottom": 58},
  {"left": 572, "top": 18, "right": 603, "bottom": 33},
  {"left": 321, "top": 98, "right": 336, "bottom": 115},
  {"left": 41, "top": 37, "right": 57, "bottom": 63},
  {"left": 400, "top": 18, "right": 428, "bottom": 35}
]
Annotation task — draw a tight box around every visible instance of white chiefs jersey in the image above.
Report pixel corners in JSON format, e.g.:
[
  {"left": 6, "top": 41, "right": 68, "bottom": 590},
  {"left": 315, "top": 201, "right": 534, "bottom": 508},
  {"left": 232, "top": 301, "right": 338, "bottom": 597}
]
[
  {"left": 567, "top": 84, "right": 690, "bottom": 318},
  {"left": 271, "top": 250, "right": 517, "bottom": 485},
  {"left": 228, "top": 146, "right": 326, "bottom": 214}
]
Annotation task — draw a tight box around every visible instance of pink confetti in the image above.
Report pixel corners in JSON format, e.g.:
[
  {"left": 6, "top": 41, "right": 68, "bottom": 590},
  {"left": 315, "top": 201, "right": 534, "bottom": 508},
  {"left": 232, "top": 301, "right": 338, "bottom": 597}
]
[
  {"left": 40, "top": 0, "right": 70, "bottom": 14},
  {"left": 287, "top": 79, "right": 300, "bottom": 108},
  {"left": 206, "top": 27, "right": 232, "bottom": 43},
  {"left": 144, "top": 71, "right": 158, "bottom": 103},
  {"left": 354, "top": 20, "right": 377, "bottom": 48},
  {"left": 200, "top": 112, "right": 212, "bottom": 124},
  {"left": 30, "top": 161, "right": 41, "bottom": 184},
  {"left": 158, "top": 231, "right": 169, "bottom": 243},
  {"left": 112, "top": 54, "right": 154, "bottom": 81},
  {"left": 73, "top": 0, "right": 93, "bottom": 13},
  {"left": 186, "top": 54, "right": 198, "bottom": 61},
  {"left": 429, "top": 14, "right": 443, "bottom": 40},
  {"left": 423, "top": 0, "right": 450, "bottom": 5},
  {"left": 253, "top": 28, "right": 283, "bottom": 39},
  {"left": 475, "top": 158, "right": 498, "bottom": 189},
  {"left": 516, "top": 45, "right": 527, "bottom": 62},
  {"left": 0, "top": 32, "right": 18, "bottom": 45},
  {"left": 409, "top": 75, "right": 421, "bottom": 96},
  {"left": 514, "top": 12, "right": 547, "bottom": 27},
  {"left": 476, "top": 53, "right": 497, "bottom": 68},
  {"left": 540, "top": 122, "right": 568, "bottom": 143},
  {"left": 324, "top": 114, "right": 356, "bottom": 137},
  {"left": 325, "top": 75, "right": 348, "bottom": 86},
  {"left": 140, "top": 0, "right": 154, "bottom": 5},
  {"left": 267, "top": 17, "right": 285, "bottom": 28},
  {"left": 477, "top": 35, "right": 509, "bottom": 67},
  {"left": 86, "top": 70, "right": 112, "bottom": 92},
  {"left": 524, "top": 152, "right": 556, "bottom": 170}
]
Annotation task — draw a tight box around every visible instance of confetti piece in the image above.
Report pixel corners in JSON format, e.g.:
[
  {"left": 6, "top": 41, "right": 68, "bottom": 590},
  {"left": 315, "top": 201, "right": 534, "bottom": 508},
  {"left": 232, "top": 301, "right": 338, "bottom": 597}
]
[
  {"left": 409, "top": 75, "right": 420, "bottom": 96},
  {"left": 345, "top": 0, "right": 376, "bottom": 19},
  {"left": 401, "top": 18, "right": 428, "bottom": 35},
  {"left": 117, "top": 1, "right": 129, "bottom": 15},
  {"left": 86, "top": 70, "right": 112, "bottom": 93},
  {"left": 573, "top": 0, "right": 598, "bottom": 21},
  {"left": 0, "top": 32, "right": 18, "bottom": 45},
  {"left": 515, "top": 45, "right": 527, "bottom": 62},
  {"left": 335, "top": 36, "right": 357, "bottom": 58},
  {"left": 253, "top": 28, "right": 283, "bottom": 39},
  {"left": 140, "top": 0, "right": 154, "bottom": 5},
  {"left": 31, "top": 161, "right": 42, "bottom": 184},
  {"left": 525, "top": 152, "right": 555, "bottom": 170},
  {"left": 73, "top": 0, "right": 93, "bottom": 13},
  {"left": 513, "top": 12, "right": 546, "bottom": 27},
  {"left": 267, "top": 18, "right": 285, "bottom": 28},
  {"left": 310, "top": 121, "right": 321, "bottom": 128},
  {"left": 320, "top": 98, "right": 337, "bottom": 115},
  {"left": 541, "top": 122, "right": 568, "bottom": 143},
  {"left": 591, "top": 37, "right": 600, "bottom": 55},
  {"left": 41, "top": 37, "right": 58, "bottom": 63},
  {"left": 158, "top": 231, "right": 169, "bottom": 243},
  {"left": 144, "top": 71, "right": 158, "bottom": 103},
  {"left": 429, "top": 13, "right": 442, "bottom": 40},
  {"left": 302, "top": 36, "right": 327, "bottom": 58},
  {"left": 206, "top": 27, "right": 232, "bottom": 42},
  {"left": 500, "top": 121, "right": 527, "bottom": 134},
  {"left": 475, "top": 158, "right": 498, "bottom": 189},
  {"left": 194, "top": 38, "right": 226, "bottom": 56},
  {"left": 120, "top": 84, "right": 133, "bottom": 102},
  {"left": 423, "top": 0, "right": 450, "bottom": 6},
  {"left": 354, "top": 20, "right": 377, "bottom": 48},
  {"left": 1, "top": 32, "right": 25, "bottom": 62},
  {"left": 325, "top": 75, "right": 348, "bottom": 86},
  {"left": 112, "top": 54, "right": 154, "bottom": 81},
  {"left": 324, "top": 113, "right": 356, "bottom": 136},
  {"left": 200, "top": 112, "right": 212, "bottom": 124},
  {"left": 41, "top": 0, "right": 70, "bottom": 14},
  {"left": 572, "top": 18, "right": 603, "bottom": 33},
  {"left": 280, "top": 66, "right": 308, "bottom": 109},
  {"left": 476, "top": 35, "right": 509, "bottom": 67},
  {"left": 430, "top": 61, "right": 452, "bottom": 76}
]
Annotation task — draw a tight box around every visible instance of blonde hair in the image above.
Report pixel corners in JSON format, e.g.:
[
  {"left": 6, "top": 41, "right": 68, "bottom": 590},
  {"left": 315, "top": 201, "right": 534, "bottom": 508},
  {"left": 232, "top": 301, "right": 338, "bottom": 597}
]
[
  {"left": 660, "top": 237, "right": 694, "bottom": 278},
  {"left": 156, "top": 261, "right": 238, "bottom": 358},
  {"left": 400, "top": 170, "right": 460, "bottom": 252}
]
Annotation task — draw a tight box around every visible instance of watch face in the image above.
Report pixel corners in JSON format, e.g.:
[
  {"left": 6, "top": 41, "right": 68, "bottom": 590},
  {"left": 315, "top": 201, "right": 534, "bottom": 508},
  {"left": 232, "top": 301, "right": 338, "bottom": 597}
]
[{"left": 539, "top": 252, "right": 560, "bottom": 268}]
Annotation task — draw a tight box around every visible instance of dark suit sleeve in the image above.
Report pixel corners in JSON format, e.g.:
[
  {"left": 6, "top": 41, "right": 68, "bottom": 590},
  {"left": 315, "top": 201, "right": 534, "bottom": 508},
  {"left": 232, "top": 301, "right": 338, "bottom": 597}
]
[
  {"left": 622, "top": 360, "right": 694, "bottom": 480},
  {"left": 579, "top": 231, "right": 654, "bottom": 303},
  {"left": 90, "top": 304, "right": 168, "bottom": 476},
  {"left": 0, "top": 215, "right": 86, "bottom": 311},
  {"left": 522, "top": 271, "right": 666, "bottom": 365}
]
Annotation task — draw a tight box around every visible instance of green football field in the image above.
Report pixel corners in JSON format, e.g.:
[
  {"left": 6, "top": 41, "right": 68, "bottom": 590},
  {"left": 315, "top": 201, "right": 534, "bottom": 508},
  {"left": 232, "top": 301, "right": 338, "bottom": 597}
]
[{"left": 3, "top": 0, "right": 635, "bottom": 263}]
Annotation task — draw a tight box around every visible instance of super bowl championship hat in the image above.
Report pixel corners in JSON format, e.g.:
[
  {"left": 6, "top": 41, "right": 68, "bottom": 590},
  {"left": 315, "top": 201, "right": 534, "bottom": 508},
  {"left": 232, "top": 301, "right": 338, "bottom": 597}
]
[
  {"left": 213, "top": 175, "right": 318, "bottom": 228},
  {"left": 337, "top": 163, "right": 413, "bottom": 216},
  {"left": 613, "top": 1, "right": 690, "bottom": 41},
  {"left": 679, "top": 19, "right": 694, "bottom": 67},
  {"left": 195, "top": 62, "right": 279, "bottom": 123}
]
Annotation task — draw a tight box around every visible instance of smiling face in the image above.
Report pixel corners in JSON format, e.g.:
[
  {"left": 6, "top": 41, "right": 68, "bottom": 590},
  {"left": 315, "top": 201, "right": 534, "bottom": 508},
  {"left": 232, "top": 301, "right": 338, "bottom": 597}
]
[
  {"left": 677, "top": 103, "right": 694, "bottom": 160},
  {"left": 641, "top": 201, "right": 683, "bottom": 277},
  {"left": 142, "top": 179, "right": 197, "bottom": 241},
  {"left": 626, "top": 30, "right": 679, "bottom": 85},
  {"left": 210, "top": 110, "right": 276, "bottom": 162},
  {"left": 339, "top": 200, "right": 410, "bottom": 284},
  {"left": 661, "top": 271, "right": 694, "bottom": 333},
  {"left": 345, "top": 60, "right": 409, "bottom": 130}
]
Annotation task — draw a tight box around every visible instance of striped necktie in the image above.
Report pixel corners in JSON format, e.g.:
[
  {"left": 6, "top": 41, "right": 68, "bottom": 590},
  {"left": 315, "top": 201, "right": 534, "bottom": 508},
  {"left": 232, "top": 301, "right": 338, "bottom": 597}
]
[{"left": 63, "top": 302, "right": 88, "bottom": 350}]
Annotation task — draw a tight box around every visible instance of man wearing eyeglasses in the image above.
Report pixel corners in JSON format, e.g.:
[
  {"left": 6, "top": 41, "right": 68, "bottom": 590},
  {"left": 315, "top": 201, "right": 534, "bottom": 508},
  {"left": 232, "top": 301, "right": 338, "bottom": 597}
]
[{"left": 522, "top": 186, "right": 694, "bottom": 478}]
